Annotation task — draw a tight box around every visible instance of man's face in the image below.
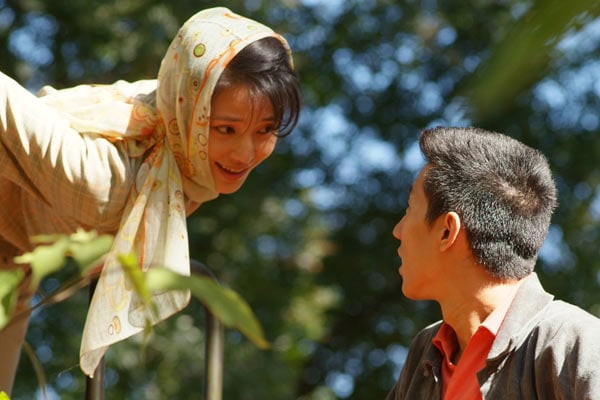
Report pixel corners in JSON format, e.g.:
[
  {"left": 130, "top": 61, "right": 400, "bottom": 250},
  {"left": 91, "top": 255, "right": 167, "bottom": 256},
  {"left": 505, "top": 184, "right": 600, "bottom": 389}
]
[{"left": 392, "top": 165, "right": 442, "bottom": 300}]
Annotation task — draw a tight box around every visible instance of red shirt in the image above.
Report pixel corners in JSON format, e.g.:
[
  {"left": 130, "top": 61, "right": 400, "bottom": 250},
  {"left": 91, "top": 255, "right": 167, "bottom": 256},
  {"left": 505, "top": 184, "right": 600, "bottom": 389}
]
[{"left": 432, "top": 283, "right": 522, "bottom": 400}]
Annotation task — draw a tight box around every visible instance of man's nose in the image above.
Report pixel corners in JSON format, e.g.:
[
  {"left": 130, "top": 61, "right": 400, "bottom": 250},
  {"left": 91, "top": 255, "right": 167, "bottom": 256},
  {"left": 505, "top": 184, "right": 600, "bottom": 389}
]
[{"left": 393, "top": 219, "right": 403, "bottom": 240}]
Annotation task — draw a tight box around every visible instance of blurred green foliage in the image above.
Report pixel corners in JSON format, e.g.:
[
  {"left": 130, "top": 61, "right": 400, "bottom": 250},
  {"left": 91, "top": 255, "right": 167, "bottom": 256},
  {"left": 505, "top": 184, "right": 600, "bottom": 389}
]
[{"left": 1, "top": 0, "right": 600, "bottom": 399}]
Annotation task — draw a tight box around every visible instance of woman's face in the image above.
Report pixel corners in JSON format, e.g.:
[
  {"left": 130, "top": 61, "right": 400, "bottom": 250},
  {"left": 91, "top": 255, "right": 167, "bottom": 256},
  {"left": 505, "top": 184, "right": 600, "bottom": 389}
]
[{"left": 208, "top": 84, "right": 278, "bottom": 194}]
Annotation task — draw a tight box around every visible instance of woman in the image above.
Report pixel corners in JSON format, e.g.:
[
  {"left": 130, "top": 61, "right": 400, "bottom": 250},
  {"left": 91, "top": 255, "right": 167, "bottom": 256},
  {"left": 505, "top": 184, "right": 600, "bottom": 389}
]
[{"left": 0, "top": 7, "right": 301, "bottom": 393}]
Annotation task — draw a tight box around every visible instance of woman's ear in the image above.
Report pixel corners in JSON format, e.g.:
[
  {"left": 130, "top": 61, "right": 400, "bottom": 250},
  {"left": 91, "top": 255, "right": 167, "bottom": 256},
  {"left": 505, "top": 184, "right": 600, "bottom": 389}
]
[{"left": 439, "top": 211, "right": 461, "bottom": 251}]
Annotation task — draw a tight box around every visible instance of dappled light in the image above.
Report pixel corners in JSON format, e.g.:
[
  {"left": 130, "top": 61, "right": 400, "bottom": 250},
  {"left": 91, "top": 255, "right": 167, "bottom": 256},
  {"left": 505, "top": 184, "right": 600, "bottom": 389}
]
[{"left": 2, "top": 0, "right": 600, "bottom": 399}]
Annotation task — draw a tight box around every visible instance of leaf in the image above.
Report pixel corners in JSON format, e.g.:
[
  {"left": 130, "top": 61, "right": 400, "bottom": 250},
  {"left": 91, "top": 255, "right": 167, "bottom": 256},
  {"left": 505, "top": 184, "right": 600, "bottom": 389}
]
[
  {"left": 14, "top": 237, "right": 70, "bottom": 286},
  {"left": 460, "top": 0, "right": 600, "bottom": 122},
  {"left": 12, "top": 230, "right": 113, "bottom": 286},
  {"left": 0, "top": 391, "right": 11, "bottom": 400},
  {"left": 0, "top": 269, "right": 24, "bottom": 330},
  {"left": 68, "top": 233, "right": 113, "bottom": 272},
  {"left": 145, "top": 268, "right": 269, "bottom": 349},
  {"left": 118, "top": 253, "right": 156, "bottom": 316}
]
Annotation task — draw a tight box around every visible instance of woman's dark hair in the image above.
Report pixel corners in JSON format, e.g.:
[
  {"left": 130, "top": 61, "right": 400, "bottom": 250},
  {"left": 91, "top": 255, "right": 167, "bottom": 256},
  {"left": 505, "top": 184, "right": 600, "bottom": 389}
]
[{"left": 215, "top": 36, "right": 302, "bottom": 137}]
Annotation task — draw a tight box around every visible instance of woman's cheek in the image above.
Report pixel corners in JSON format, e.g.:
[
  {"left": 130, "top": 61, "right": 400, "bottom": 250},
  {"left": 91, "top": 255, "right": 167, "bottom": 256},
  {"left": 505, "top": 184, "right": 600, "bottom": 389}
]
[{"left": 257, "top": 136, "right": 277, "bottom": 161}]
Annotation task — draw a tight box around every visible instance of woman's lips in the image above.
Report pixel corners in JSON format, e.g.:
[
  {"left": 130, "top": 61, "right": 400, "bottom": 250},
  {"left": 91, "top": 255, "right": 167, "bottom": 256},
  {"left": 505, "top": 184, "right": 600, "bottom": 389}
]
[{"left": 216, "top": 162, "right": 249, "bottom": 179}]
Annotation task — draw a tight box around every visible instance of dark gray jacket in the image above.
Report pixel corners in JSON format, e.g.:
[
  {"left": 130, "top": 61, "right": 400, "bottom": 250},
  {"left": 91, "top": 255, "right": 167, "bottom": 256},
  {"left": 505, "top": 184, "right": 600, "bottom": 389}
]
[{"left": 386, "top": 273, "right": 600, "bottom": 399}]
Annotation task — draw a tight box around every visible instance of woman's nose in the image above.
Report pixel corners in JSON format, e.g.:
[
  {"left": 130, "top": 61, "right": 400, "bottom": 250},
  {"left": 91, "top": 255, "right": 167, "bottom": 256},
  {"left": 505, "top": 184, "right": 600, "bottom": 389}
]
[{"left": 231, "top": 134, "right": 255, "bottom": 164}]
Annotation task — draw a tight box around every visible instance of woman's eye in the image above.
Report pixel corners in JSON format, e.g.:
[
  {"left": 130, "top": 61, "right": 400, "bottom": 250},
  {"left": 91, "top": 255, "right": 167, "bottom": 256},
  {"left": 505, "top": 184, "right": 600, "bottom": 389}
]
[
  {"left": 215, "top": 126, "right": 235, "bottom": 134},
  {"left": 258, "top": 125, "right": 276, "bottom": 135}
]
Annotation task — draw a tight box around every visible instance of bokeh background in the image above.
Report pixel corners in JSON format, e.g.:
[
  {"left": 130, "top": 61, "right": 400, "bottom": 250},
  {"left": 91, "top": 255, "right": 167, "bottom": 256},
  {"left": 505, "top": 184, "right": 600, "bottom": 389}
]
[{"left": 2, "top": 0, "right": 600, "bottom": 398}]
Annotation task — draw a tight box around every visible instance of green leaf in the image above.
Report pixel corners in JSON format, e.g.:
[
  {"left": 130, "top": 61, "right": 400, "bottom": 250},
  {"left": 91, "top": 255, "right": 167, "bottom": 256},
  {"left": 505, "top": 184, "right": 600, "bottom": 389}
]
[
  {"left": 0, "top": 269, "right": 24, "bottom": 330},
  {"left": 145, "top": 268, "right": 269, "bottom": 349},
  {"left": 14, "top": 237, "right": 70, "bottom": 286},
  {"left": 68, "top": 233, "right": 113, "bottom": 272},
  {"left": 460, "top": 0, "right": 600, "bottom": 122},
  {"left": 14, "top": 230, "right": 114, "bottom": 282},
  {"left": 118, "top": 253, "right": 156, "bottom": 316}
]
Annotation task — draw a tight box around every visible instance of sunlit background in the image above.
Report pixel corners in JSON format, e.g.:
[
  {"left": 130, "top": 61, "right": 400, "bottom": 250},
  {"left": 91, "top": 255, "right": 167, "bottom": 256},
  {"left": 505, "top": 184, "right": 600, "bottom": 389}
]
[{"left": 1, "top": 0, "right": 600, "bottom": 398}]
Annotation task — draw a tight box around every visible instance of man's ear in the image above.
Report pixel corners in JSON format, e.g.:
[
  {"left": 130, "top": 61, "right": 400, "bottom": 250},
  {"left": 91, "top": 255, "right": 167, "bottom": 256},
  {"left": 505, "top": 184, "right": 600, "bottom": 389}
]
[{"left": 439, "top": 211, "right": 461, "bottom": 251}]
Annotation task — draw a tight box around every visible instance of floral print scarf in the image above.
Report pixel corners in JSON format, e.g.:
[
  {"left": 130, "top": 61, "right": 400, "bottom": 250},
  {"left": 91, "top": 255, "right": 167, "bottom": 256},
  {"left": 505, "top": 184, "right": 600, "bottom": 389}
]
[{"left": 40, "top": 7, "right": 291, "bottom": 376}]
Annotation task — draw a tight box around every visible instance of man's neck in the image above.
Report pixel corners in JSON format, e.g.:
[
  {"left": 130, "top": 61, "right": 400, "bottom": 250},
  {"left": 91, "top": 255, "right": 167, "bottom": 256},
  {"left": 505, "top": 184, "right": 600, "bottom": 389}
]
[{"left": 440, "top": 276, "right": 521, "bottom": 362}]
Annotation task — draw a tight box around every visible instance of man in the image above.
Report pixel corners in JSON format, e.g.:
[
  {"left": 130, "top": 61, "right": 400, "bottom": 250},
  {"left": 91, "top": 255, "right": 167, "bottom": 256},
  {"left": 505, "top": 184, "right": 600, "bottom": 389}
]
[{"left": 386, "top": 127, "right": 600, "bottom": 399}]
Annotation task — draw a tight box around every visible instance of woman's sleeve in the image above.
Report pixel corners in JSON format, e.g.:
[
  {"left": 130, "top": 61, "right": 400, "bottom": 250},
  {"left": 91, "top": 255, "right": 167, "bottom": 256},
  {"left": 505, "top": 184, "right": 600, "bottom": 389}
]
[{"left": 0, "top": 71, "right": 137, "bottom": 228}]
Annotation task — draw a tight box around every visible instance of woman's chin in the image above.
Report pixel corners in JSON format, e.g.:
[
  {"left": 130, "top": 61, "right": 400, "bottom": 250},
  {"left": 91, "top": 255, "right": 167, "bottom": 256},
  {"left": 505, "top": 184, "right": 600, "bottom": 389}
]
[{"left": 215, "top": 181, "right": 245, "bottom": 195}]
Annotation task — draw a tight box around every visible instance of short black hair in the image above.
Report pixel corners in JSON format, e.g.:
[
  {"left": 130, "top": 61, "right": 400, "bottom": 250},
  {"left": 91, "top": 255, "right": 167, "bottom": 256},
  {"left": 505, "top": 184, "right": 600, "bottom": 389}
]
[
  {"left": 216, "top": 36, "right": 302, "bottom": 137},
  {"left": 419, "top": 126, "right": 557, "bottom": 279}
]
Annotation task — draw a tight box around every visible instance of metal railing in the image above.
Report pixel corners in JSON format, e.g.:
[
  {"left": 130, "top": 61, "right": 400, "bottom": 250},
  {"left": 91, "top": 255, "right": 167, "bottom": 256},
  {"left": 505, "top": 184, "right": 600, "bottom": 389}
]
[{"left": 84, "top": 260, "right": 224, "bottom": 400}]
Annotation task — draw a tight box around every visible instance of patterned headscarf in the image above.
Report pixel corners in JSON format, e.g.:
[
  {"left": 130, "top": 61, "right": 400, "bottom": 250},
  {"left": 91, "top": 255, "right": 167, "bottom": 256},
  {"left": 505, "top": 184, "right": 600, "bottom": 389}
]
[{"left": 43, "top": 7, "right": 294, "bottom": 376}]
